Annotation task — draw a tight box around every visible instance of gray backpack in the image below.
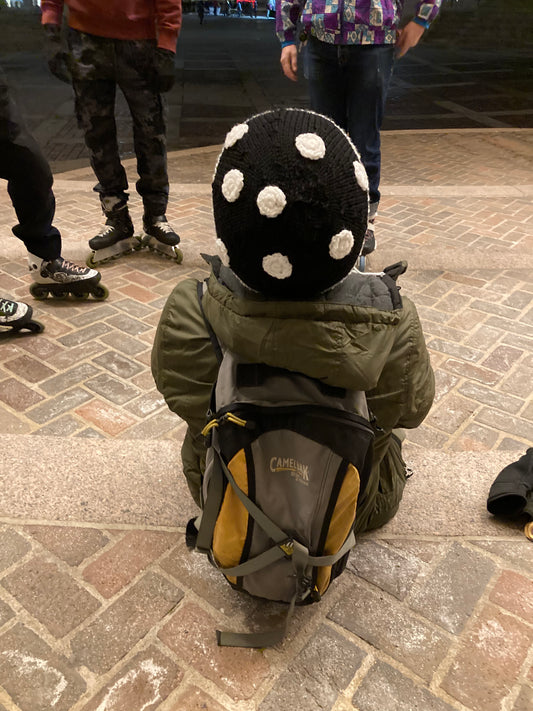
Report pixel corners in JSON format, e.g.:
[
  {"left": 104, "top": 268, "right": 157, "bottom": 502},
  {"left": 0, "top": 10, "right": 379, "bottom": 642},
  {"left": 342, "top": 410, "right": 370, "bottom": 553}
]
[{"left": 193, "top": 283, "right": 374, "bottom": 648}]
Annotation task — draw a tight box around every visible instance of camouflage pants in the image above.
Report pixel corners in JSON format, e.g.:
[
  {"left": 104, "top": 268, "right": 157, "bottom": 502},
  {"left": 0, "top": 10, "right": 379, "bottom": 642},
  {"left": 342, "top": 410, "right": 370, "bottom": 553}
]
[{"left": 68, "top": 29, "right": 169, "bottom": 216}]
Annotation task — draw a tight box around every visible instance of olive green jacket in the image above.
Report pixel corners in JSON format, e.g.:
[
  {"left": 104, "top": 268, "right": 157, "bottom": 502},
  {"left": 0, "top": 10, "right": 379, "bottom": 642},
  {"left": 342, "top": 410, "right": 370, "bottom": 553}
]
[{"left": 152, "top": 260, "right": 435, "bottom": 532}]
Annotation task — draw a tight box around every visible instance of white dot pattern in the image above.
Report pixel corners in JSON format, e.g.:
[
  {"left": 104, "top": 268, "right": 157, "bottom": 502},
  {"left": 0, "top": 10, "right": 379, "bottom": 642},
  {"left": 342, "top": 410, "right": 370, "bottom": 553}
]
[
  {"left": 262, "top": 253, "right": 293, "bottom": 280},
  {"left": 256, "top": 185, "right": 287, "bottom": 218},
  {"left": 221, "top": 169, "right": 244, "bottom": 202},
  {"left": 329, "top": 229, "right": 354, "bottom": 260},
  {"left": 295, "top": 132, "right": 326, "bottom": 160},
  {"left": 224, "top": 123, "right": 249, "bottom": 149},
  {"left": 215, "top": 238, "right": 230, "bottom": 266},
  {"left": 353, "top": 160, "right": 369, "bottom": 192}
]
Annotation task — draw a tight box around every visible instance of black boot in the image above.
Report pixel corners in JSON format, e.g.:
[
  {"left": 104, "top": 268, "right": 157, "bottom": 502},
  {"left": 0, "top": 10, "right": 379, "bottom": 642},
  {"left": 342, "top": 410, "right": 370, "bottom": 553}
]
[
  {"left": 89, "top": 206, "right": 134, "bottom": 250},
  {"left": 487, "top": 449, "right": 533, "bottom": 518},
  {"left": 143, "top": 214, "right": 180, "bottom": 246}
]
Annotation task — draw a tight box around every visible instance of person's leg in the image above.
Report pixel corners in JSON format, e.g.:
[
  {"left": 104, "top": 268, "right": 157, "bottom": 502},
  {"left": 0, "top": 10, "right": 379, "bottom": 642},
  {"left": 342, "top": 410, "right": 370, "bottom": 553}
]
[
  {"left": 0, "top": 136, "right": 61, "bottom": 260},
  {"left": 305, "top": 37, "right": 347, "bottom": 132},
  {"left": 116, "top": 39, "right": 180, "bottom": 251},
  {"left": 344, "top": 44, "right": 394, "bottom": 212},
  {"left": 354, "top": 431, "right": 408, "bottom": 534},
  {"left": 116, "top": 39, "right": 169, "bottom": 219},
  {"left": 72, "top": 70, "right": 135, "bottom": 251},
  {"left": 68, "top": 29, "right": 131, "bottom": 218},
  {"left": 1, "top": 135, "right": 103, "bottom": 296}
]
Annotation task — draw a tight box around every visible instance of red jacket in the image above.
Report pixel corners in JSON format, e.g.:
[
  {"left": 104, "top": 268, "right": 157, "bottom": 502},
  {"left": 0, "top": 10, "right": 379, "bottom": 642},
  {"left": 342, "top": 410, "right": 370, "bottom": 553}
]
[{"left": 41, "top": 0, "right": 182, "bottom": 53}]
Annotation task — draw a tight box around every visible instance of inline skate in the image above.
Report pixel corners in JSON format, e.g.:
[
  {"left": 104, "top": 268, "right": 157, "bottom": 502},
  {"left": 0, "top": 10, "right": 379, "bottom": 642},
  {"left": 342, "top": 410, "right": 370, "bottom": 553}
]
[
  {"left": 87, "top": 205, "right": 135, "bottom": 267},
  {"left": 0, "top": 297, "right": 44, "bottom": 333},
  {"left": 28, "top": 253, "right": 109, "bottom": 300},
  {"left": 135, "top": 214, "right": 183, "bottom": 263}
]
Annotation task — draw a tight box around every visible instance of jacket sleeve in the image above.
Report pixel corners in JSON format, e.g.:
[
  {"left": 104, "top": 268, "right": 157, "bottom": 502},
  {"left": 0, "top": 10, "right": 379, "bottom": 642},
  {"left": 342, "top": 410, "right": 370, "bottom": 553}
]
[
  {"left": 366, "top": 295, "right": 434, "bottom": 431},
  {"left": 152, "top": 277, "right": 218, "bottom": 432},
  {"left": 40, "top": 0, "right": 64, "bottom": 26},
  {"left": 155, "top": 0, "right": 182, "bottom": 52},
  {"left": 276, "top": 0, "right": 305, "bottom": 45},
  {"left": 151, "top": 278, "right": 219, "bottom": 501},
  {"left": 414, "top": 0, "right": 442, "bottom": 25}
]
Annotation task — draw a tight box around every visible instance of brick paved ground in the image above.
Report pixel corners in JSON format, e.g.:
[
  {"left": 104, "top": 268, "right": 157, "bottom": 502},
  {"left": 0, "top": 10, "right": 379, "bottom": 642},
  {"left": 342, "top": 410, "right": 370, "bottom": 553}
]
[{"left": 1, "top": 128, "right": 532, "bottom": 710}]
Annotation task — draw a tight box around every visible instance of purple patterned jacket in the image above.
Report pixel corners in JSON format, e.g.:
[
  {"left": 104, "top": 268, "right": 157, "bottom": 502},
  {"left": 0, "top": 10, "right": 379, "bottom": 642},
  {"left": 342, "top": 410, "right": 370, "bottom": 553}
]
[{"left": 276, "top": 0, "right": 442, "bottom": 46}]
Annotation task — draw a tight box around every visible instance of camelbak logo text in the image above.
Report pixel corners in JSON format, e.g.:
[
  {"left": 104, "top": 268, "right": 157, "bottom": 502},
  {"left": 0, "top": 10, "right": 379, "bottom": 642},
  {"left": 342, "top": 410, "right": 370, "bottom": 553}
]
[{"left": 270, "top": 457, "right": 309, "bottom": 484}]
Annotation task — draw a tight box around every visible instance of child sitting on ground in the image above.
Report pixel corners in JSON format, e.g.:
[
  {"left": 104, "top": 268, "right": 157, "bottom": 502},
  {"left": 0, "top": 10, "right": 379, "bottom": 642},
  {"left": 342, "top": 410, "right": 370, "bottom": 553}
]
[{"left": 152, "top": 107, "right": 434, "bottom": 535}]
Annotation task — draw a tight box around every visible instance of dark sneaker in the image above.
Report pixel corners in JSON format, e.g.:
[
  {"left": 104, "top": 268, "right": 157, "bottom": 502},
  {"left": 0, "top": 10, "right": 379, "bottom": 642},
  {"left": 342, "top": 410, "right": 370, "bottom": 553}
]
[
  {"left": 185, "top": 517, "right": 199, "bottom": 550},
  {"left": 143, "top": 215, "right": 180, "bottom": 246},
  {"left": 361, "top": 225, "right": 376, "bottom": 256}
]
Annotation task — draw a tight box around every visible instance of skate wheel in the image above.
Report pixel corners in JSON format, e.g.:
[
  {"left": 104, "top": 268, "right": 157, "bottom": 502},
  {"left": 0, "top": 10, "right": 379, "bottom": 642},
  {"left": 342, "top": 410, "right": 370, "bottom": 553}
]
[
  {"left": 51, "top": 291, "right": 65, "bottom": 299},
  {"left": 92, "top": 285, "right": 109, "bottom": 301},
  {"left": 29, "top": 283, "right": 49, "bottom": 300},
  {"left": 74, "top": 292, "right": 90, "bottom": 300},
  {"left": 174, "top": 248, "right": 184, "bottom": 265},
  {"left": 133, "top": 235, "right": 146, "bottom": 252},
  {"left": 525, "top": 521, "right": 533, "bottom": 542},
  {"left": 27, "top": 320, "right": 45, "bottom": 334},
  {"left": 86, "top": 253, "right": 98, "bottom": 268}
]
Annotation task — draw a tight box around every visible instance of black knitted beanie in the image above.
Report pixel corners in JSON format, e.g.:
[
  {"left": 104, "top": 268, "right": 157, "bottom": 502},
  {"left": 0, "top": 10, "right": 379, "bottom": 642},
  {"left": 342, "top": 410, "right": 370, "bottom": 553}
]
[{"left": 212, "top": 108, "right": 369, "bottom": 298}]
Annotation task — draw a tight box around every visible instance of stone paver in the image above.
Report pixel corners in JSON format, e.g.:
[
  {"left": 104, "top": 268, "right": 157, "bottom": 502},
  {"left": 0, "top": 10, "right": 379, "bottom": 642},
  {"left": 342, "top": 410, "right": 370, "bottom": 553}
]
[
  {"left": 80, "top": 646, "right": 183, "bottom": 711},
  {"left": 408, "top": 542, "right": 497, "bottom": 634},
  {"left": 440, "top": 605, "right": 532, "bottom": 711},
  {"left": 158, "top": 601, "right": 272, "bottom": 701},
  {"left": 258, "top": 625, "right": 366, "bottom": 711},
  {"left": 82, "top": 530, "right": 178, "bottom": 598},
  {"left": 0, "top": 623, "right": 87, "bottom": 711},
  {"left": 328, "top": 575, "right": 451, "bottom": 682},
  {"left": 353, "top": 660, "right": 457, "bottom": 711},
  {"left": 1, "top": 556, "right": 101, "bottom": 638},
  {"left": 70, "top": 572, "right": 183, "bottom": 675}
]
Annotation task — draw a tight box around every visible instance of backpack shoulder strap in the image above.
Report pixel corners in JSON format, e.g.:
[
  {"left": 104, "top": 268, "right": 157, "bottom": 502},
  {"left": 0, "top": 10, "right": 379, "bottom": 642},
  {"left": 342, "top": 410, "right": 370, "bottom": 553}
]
[
  {"left": 380, "top": 261, "right": 407, "bottom": 310},
  {"left": 197, "top": 279, "right": 223, "bottom": 365}
]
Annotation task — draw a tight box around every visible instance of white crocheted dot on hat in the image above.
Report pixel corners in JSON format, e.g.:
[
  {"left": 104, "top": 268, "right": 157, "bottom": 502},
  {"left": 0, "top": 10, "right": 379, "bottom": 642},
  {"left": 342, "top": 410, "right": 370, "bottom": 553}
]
[
  {"left": 224, "top": 123, "right": 249, "bottom": 149},
  {"left": 353, "top": 160, "right": 369, "bottom": 192},
  {"left": 262, "top": 253, "right": 293, "bottom": 280},
  {"left": 222, "top": 169, "right": 244, "bottom": 202},
  {"left": 257, "top": 186, "right": 287, "bottom": 218},
  {"left": 329, "top": 229, "right": 354, "bottom": 260},
  {"left": 295, "top": 132, "right": 326, "bottom": 160},
  {"left": 215, "top": 238, "right": 230, "bottom": 266}
]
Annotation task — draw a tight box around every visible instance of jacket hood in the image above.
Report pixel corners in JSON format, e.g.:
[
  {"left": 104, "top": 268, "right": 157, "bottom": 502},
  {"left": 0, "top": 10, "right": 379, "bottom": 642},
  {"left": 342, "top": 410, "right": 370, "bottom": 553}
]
[{"left": 201, "top": 260, "right": 403, "bottom": 392}]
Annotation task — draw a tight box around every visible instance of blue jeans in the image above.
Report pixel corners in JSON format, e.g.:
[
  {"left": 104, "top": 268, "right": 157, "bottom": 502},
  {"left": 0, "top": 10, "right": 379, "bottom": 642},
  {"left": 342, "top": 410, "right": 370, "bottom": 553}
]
[{"left": 305, "top": 38, "right": 394, "bottom": 208}]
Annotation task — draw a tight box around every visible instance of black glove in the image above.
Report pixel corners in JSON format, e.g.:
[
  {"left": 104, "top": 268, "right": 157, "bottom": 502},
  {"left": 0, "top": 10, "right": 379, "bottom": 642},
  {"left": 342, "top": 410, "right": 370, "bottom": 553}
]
[
  {"left": 44, "top": 23, "right": 71, "bottom": 84},
  {"left": 155, "top": 48, "right": 175, "bottom": 93}
]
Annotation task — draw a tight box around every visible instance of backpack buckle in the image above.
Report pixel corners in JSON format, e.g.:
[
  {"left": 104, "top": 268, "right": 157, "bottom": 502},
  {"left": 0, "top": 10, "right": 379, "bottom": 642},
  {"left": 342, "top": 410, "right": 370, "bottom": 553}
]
[{"left": 279, "top": 539, "right": 294, "bottom": 557}]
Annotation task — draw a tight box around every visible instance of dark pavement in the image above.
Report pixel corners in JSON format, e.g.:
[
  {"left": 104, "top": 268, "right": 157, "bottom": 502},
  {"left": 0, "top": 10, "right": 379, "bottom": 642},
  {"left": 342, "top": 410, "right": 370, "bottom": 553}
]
[{"left": 1, "top": 11, "right": 532, "bottom": 171}]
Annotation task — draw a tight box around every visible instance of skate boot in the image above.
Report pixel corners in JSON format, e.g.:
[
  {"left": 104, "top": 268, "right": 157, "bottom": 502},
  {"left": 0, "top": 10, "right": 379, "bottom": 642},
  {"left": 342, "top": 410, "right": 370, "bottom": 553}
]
[
  {"left": 28, "top": 253, "right": 109, "bottom": 301},
  {"left": 138, "top": 214, "right": 183, "bottom": 263},
  {"left": 0, "top": 296, "right": 44, "bottom": 334},
  {"left": 87, "top": 206, "right": 135, "bottom": 267}
]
